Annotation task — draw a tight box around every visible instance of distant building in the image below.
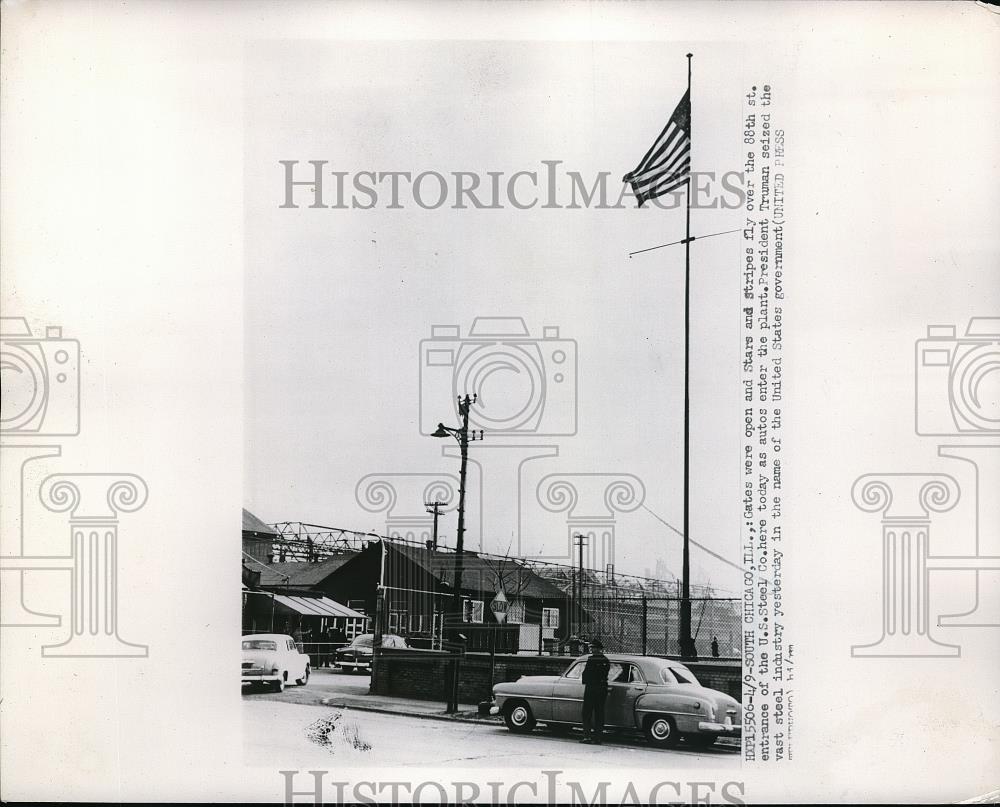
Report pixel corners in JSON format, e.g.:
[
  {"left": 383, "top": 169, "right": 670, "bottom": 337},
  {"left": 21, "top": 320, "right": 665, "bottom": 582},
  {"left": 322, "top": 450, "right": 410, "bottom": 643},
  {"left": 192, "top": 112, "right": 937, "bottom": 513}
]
[
  {"left": 242, "top": 507, "right": 277, "bottom": 566},
  {"left": 241, "top": 509, "right": 368, "bottom": 641},
  {"left": 323, "top": 540, "right": 571, "bottom": 653}
]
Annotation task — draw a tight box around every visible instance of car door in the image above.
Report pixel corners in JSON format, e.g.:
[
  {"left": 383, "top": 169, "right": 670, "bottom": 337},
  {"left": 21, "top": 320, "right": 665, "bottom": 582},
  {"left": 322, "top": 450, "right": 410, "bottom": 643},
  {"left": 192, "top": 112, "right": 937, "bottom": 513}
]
[
  {"left": 604, "top": 663, "right": 646, "bottom": 727},
  {"left": 549, "top": 661, "right": 586, "bottom": 723}
]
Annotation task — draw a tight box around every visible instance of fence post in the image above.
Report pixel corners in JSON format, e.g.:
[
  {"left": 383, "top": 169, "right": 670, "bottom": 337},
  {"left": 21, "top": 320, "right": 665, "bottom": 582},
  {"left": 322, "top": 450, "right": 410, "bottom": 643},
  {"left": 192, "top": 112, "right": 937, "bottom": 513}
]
[
  {"left": 641, "top": 596, "right": 648, "bottom": 656},
  {"left": 370, "top": 587, "right": 385, "bottom": 694},
  {"left": 538, "top": 599, "right": 544, "bottom": 655}
]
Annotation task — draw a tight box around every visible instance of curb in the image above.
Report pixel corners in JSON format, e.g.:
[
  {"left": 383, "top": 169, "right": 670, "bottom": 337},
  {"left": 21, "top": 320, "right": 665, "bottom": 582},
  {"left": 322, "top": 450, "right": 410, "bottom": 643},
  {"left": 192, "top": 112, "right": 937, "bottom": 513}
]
[
  {"left": 320, "top": 698, "right": 499, "bottom": 726},
  {"left": 316, "top": 698, "right": 741, "bottom": 750}
]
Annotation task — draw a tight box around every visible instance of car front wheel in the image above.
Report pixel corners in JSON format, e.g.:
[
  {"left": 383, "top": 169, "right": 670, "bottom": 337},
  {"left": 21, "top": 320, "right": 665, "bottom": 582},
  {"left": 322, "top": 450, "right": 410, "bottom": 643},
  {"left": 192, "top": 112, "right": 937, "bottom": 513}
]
[
  {"left": 643, "top": 715, "right": 679, "bottom": 748},
  {"left": 296, "top": 666, "right": 310, "bottom": 686},
  {"left": 272, "top": 674, "right": 285, "bottom": 693},
  {"left": 503, "top": 701, "right": 536, "bottom": 733}
]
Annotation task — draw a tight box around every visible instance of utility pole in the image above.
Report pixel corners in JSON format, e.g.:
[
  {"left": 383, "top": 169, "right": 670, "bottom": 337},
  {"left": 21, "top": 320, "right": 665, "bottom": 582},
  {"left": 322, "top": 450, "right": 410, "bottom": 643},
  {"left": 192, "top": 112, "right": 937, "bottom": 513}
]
[
  {"left": 431, "top": 395, "right": 483, "bottom": 626},
  {"left": 425, "top": 500, "right": 445, "bottom": 550},
  {"left": 424, "top": 500, "right": 445, "bottom": 649},
  {"left": 573, "top": 533, "right": 588, "bottom": 638},
  {"left": 432, "top": 396, "right": 482, "bottom": 714}
]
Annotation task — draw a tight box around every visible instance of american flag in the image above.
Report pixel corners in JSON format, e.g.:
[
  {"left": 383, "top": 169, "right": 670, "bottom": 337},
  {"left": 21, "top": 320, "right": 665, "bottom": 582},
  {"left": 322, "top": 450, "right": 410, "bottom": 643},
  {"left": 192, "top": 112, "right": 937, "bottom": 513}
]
[{"left": 623, "top": 89, "right": 691, "bottom": 207}]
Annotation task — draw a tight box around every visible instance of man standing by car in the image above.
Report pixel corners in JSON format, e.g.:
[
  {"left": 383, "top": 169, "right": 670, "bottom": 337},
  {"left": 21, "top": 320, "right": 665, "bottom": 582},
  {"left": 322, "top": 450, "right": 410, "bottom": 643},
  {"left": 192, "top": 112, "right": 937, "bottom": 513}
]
[{"left": 580, "top": 639, "right": 610, "bottom": 744}]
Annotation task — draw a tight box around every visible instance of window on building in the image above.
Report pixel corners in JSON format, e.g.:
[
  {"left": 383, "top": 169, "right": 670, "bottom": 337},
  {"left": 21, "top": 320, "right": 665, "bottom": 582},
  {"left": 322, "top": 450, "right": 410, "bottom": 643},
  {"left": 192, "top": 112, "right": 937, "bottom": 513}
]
[
  {"left": 506, "top": 599, "right": 525, "bottom": 624},
  {"left": 542, "top": 607, "right": 560, "bottom": 629},
  {"left": 463, "top": 599, "right": 484, "bottom": 623}
]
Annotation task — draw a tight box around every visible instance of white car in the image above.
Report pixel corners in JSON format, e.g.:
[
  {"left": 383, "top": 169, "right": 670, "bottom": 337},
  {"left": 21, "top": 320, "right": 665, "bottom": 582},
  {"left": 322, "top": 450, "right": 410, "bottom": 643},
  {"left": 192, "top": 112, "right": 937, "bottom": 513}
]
[{"left": 241, "top": 633, "right": 310, "bottom": 692}]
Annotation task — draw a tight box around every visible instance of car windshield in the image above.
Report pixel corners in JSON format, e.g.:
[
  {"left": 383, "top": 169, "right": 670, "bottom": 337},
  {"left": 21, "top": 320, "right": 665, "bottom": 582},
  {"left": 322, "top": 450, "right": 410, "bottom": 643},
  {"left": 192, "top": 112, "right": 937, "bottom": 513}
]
[
  {"left": 661, "top": 665, "right": 701, "bottom": 685},
  {"left": 242, "top": 640, "right": 277, "bottom": 651},
  {"left": 351, "top": 635, "right": 374, "bottom": 648}
]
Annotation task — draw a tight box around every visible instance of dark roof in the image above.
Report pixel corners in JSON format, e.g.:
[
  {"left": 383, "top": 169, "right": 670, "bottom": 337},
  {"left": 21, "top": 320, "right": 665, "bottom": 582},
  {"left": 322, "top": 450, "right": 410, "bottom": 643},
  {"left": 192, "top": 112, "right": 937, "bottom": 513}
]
[
  {"left": 242, "top": 508, "right": 277, "bottom": 536},
  {"left": 387, "top": 543, "right": 566, "bottom": 600},
  {"left": 533, "top": 565, "right": 602, "bottom": 592},
  {"left": 258, "top": 552, "right": 359, "bottom": 587}
]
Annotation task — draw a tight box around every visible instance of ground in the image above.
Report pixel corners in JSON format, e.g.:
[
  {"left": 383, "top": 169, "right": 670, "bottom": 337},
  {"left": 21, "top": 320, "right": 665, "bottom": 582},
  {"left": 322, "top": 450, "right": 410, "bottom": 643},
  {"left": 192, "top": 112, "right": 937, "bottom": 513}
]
[{"left": 243, "top": 669, "right": 740, "bottom": 769}]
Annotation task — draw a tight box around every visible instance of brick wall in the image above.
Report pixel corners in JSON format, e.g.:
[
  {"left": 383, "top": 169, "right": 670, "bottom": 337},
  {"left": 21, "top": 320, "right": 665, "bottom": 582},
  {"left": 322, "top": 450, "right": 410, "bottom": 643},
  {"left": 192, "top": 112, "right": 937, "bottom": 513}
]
[{"left": 372, "top": 650, "right": 741, "bottom": 703}]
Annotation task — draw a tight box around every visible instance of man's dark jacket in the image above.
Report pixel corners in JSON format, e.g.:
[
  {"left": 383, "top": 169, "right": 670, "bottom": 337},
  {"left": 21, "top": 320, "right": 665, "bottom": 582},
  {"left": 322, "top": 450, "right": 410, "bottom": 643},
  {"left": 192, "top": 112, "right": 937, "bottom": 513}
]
[{"left": 581, "top": 652, "right": 611, "bottom": 689}]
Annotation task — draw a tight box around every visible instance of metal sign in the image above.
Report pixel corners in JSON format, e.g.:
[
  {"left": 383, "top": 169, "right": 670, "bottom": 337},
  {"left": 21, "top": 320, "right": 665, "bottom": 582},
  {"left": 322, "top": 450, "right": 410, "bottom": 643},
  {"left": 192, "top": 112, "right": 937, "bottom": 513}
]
[{"left": 490, "top": 589, "right": 508, "bottom": 624}]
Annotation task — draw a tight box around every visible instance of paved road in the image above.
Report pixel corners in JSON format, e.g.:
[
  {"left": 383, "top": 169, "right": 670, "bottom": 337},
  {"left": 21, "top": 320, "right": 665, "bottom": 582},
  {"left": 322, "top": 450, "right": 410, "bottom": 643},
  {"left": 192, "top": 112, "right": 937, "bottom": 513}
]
[
  {"left": 244, "top": 666, "right": 374, "bottom": 706},
  {"left": 243, "top": 669, "right": 740, "bottom": 769}
]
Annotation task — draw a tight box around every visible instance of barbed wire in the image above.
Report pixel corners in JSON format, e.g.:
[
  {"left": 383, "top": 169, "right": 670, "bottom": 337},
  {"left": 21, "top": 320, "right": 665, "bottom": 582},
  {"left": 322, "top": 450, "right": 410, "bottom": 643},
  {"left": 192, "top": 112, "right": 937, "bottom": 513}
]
[{"left": 253, "top": 521, "right": 736, "bottom": 598}]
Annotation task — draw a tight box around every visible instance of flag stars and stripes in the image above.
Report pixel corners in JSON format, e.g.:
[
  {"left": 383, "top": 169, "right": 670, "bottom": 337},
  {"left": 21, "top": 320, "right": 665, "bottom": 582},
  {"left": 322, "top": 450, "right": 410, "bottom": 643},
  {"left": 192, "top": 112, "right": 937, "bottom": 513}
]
[{"left": 623, "top": 89, "right": 691, "bottom": 207}]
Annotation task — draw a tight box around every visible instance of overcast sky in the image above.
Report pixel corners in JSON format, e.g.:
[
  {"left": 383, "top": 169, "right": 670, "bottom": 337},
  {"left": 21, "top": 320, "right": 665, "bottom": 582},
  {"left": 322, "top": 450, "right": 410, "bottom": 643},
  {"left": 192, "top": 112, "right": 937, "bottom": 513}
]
[{"left": 244, "top": 41, "right": 753, "bottom": 593}]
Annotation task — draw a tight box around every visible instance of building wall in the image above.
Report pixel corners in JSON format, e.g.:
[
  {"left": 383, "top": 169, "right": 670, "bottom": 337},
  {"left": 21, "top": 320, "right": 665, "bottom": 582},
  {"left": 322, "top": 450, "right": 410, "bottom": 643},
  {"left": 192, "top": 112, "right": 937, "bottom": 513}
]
[
  {"left": 242, "top": 532, "right": 273, "bottom": 565},
  {"left": 372, "top": 649, "right": 741, "bottom": 704},
  {"left": 321, "top": 543, "right": 383, "bottom": 617}
]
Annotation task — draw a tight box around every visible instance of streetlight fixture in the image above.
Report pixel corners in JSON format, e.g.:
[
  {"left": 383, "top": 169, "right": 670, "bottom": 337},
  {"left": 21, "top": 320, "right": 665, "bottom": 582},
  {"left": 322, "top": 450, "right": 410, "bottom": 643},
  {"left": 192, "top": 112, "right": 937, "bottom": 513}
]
[{"left": 430, "top": 394, "right": 483, "bottom": 626}]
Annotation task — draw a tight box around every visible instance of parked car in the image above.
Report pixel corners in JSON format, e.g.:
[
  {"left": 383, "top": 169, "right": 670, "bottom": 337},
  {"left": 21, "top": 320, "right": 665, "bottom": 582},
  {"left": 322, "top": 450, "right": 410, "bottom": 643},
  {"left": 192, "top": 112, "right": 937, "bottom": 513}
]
[
  {"left": 335, "top": 633, "right": 408, "bottom": 673},
  {"left": 241, "top": 633, "right": 310, "bottom": 692},
  {"left": 492, "top": 654, "right": 741, "bottom": 749}
]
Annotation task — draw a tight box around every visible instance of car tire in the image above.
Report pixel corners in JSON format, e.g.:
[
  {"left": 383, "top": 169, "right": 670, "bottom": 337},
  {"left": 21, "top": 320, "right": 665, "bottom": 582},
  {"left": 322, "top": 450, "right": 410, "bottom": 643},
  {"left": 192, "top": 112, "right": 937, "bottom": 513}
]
[
  {"left": 296, "top": 666, "right": 310, "bottom": 686},
  {"left": 272, "top": 674, "right": 285, "bottom": 693},
  {"left": 643, "top": 715, "right": 679, "bottom": 748},
  {"left": 503, "top": 701, "right": 536, "bottom": 733}
]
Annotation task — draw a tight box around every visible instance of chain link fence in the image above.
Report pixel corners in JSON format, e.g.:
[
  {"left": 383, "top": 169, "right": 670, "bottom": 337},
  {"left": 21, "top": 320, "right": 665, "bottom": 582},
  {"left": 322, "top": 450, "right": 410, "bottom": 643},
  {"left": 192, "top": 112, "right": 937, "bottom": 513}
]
[
  {"left": 369, "top": 584, "right": 740, "bottom": 659},
  {"left": 570, "top": 596, "right": 741, "bottom": 658}
]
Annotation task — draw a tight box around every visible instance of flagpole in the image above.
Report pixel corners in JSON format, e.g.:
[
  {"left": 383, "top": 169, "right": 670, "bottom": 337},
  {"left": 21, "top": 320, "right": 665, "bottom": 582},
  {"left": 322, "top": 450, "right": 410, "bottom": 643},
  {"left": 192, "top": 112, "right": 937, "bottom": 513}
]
[{"left": 679, "top": 52, "right": 696, "bottom": 660}]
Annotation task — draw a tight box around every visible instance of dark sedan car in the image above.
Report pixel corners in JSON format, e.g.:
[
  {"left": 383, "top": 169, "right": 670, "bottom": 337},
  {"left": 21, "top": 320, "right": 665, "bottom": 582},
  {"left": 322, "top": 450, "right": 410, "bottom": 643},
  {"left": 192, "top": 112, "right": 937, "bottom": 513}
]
[
  {"left": 493, "top": 654, "right": 741, "bottom": 748},
  {"left": 335, "top": 633, "right": 408, "bottom": 673}
]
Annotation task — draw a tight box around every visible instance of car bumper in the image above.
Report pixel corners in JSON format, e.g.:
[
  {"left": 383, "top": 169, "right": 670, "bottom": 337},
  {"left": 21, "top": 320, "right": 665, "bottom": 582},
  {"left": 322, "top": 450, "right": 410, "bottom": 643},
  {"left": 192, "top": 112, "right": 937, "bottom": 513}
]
[
  {"left": 242, "top": 674, "right": 281, "bottom": 685},
  {"left": 697, "top": 721, "right": 742, "bottom": 737},
  {"left": 337, "top": 660, "right": 372, "bottom": 669}
]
